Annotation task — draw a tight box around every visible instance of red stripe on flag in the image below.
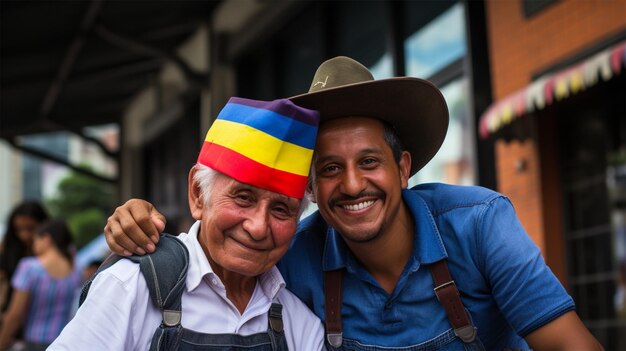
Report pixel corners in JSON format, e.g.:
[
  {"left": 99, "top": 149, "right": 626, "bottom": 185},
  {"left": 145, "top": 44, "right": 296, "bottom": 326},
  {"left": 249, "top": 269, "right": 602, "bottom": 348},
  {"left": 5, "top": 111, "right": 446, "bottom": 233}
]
[{"left": 198, "top": 142, "right": 308, "bottom": 199}]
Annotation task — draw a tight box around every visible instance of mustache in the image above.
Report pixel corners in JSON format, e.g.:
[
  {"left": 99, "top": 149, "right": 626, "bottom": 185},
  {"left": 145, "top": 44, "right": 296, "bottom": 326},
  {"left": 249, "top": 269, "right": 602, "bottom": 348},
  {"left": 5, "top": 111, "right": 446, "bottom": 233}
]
[{"left": 329, "top": 191, "right": 385, "bottom": 207}]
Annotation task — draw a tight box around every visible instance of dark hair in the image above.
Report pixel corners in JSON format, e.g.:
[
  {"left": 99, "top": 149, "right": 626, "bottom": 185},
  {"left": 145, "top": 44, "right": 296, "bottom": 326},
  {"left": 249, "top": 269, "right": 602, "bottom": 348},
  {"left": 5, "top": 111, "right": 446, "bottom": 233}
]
[
  {"left": 36, "top": 220, "right": 75, "bottom": 264},
  {"left": 0, "top": 201, "right": 49, "bottom": 278},
  {"left": 381, "top": 121, "right": 405, "bottom": 163}
]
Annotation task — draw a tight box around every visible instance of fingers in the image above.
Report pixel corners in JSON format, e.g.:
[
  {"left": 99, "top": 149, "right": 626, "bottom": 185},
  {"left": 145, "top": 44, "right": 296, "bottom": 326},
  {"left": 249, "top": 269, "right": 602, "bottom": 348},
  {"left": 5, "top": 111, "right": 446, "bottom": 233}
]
[
  {"left": 104, "top": 199, "right": 165, "bottom": 256},
  {"left": 149, "top": 211, "right": 166, "bottom": 244},
  {"left": 104, "top": 219, "right": 134, "bottom": 257}
]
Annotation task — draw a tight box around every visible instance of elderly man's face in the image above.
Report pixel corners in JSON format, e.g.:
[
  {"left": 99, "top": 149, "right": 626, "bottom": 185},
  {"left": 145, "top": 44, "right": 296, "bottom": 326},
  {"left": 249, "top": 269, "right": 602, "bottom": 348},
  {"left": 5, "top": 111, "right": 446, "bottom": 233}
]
[{"left": 189, "top": 171, "right": 301, "bottom": 279}]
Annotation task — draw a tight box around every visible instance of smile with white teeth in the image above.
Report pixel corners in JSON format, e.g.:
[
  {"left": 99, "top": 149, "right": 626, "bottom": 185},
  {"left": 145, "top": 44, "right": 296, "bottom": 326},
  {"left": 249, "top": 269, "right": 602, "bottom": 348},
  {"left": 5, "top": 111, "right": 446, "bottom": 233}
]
[{"left": 342, "top": 200, "right": 375, "bottom": 211}]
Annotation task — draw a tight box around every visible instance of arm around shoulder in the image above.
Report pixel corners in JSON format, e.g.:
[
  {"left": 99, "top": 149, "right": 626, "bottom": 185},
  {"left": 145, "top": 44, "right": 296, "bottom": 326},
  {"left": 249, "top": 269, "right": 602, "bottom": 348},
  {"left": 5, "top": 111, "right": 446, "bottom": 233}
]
[{"left": 525, "top": 311, "right": 604, "bottom": 351}]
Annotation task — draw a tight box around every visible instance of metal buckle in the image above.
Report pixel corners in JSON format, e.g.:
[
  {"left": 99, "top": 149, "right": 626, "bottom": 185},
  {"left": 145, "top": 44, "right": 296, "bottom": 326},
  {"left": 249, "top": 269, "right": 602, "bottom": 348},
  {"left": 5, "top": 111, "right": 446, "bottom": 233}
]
[
  {"left": 434, "top": 280, "right": 456, "bottom": 292},
  {"left": 454, "top": 325, "right": 477, "bottom": 343},
  {"left": 162, "top": 309, "right": 181, "bottom": 326},
  {"left": 326, "top": 333, "right": 343, "bottom": 348},
  {"left": 269, "top": 316, "right": 284, "bottom": 333},
  {"left": 433, "top": 280, "right": 457, "bottom": 301},
  {"left": 269, "top": 304, "right": 284, "bottom": 332}
]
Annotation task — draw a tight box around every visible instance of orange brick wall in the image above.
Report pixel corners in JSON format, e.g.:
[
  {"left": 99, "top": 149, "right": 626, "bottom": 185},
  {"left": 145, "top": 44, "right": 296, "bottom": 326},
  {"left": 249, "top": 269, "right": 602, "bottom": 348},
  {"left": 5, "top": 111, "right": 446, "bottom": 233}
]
[
  {"left": 486, "top": 0, "right": 626, "bottom": 100},
  {"left": 485, "top": 0, "right": 626, "bottom": 256},
  {"left": 495, "top": 139, "right": 545, "bottom": 253}
]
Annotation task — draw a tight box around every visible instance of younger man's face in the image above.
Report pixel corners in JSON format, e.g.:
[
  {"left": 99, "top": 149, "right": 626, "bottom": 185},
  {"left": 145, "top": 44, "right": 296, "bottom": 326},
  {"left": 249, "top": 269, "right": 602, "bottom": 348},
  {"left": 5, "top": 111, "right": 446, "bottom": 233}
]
[{"left": 310, "top": 116, "right": 410, "bottom": 244}]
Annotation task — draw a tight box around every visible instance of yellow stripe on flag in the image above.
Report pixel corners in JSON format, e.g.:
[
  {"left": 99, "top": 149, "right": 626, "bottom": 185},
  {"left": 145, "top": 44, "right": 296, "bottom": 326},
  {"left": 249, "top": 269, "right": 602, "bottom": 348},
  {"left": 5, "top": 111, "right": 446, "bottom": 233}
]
[{"left": 206, "top": 119, "right": 313, "bottom": 176}]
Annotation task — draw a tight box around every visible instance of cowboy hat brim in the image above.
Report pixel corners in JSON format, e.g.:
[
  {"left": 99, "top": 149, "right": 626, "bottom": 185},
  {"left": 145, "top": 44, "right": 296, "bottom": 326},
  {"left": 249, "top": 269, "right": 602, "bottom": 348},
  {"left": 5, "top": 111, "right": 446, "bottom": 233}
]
[{"left": 289, "top": 77, "right": 449, "bottom": 176}]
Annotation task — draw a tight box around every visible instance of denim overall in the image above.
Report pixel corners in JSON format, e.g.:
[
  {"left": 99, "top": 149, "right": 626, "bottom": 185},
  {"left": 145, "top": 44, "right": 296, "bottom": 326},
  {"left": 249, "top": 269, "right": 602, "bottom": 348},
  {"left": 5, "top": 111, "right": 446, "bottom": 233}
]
[
  {"left": 149, "top": 303, "right": 289, "bottom": 351},
  {"left": 329, "top": 333, "right": 485, "bottom": 351},
  {"left": 323, "top": 261, "right": 486, "bottom": 351},
  {"left": 80, "top": 235, "right": 289, "bottom": 351}
]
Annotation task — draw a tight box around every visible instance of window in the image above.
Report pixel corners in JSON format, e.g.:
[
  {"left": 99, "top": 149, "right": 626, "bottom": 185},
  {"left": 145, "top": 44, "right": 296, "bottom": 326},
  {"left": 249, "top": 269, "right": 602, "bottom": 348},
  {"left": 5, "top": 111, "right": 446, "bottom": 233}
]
[
  {"left": 409, "top": 77, "right": 475, "bottom": 187},
  {"left": 333, "top": 0, "right": 392, "bottom": 77},
  {"left": 404, "top": 2, "right": 466, "bottom": 79},
  {"left": 403, "top": 1, "right": 474, "bottom": 186},
  {"left": 558, "top": 76, "right": 626, "bottom": 349}
]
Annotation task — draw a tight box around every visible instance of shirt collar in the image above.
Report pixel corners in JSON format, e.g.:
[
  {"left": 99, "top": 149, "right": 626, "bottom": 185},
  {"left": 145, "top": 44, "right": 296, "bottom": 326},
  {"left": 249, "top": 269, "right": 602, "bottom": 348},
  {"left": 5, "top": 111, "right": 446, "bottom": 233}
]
[
  {"left": 185, "top": 221, "right": 286, "bottom": 299},
  {"left": 322, "top": 188, "right": 447, "bottom": 271},
  {"left": 401, "top": 188, "right": 448, "bottom": 264}
]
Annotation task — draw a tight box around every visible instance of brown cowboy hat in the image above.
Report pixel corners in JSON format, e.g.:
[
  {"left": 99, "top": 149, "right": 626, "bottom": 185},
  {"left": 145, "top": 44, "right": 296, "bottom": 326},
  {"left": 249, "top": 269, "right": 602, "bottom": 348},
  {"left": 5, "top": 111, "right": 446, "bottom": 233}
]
[{"left": 289, "top": 56, "right": 449, "bottom": 176}]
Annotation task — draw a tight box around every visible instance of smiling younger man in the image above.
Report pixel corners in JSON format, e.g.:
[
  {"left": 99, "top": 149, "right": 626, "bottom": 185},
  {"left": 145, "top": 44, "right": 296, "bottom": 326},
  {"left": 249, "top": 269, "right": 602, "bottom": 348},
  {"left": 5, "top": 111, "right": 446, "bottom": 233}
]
[
  {"left": 105, "top": 57, "right": 603, "bottom": 350},
  {"left": 50, "top": 97, "right": 325, "bottom": 350}
]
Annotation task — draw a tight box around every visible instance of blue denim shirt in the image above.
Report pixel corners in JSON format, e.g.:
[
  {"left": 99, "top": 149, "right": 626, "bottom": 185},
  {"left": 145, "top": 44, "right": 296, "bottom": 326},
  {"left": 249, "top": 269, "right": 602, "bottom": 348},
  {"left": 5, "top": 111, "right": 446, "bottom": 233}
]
[{"left": 278, "top": 183, "right": 575, "bottom": 350}]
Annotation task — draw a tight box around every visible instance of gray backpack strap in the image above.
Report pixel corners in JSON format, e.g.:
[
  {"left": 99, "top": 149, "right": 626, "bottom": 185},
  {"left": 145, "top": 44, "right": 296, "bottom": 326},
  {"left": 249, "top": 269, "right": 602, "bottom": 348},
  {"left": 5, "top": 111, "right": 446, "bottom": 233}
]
[
  {"left": 134, "top": 234, "right": 189, "bottom": 323},
  {"left": 137, "top": 234, "right": 189, "bottom": 351},
  {"left": 79, "top": 234, "right": 189, "bottom": 351}
]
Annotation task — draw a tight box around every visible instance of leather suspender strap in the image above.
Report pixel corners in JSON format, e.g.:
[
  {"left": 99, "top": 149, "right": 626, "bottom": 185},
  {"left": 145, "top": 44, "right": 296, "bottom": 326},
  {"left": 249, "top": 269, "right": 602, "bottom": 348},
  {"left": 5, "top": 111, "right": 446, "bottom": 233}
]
[
  {"left": 429, "top": 259, "right": 477, "bottom": 343},
  {"left": 324, "top": 269, "right": 343, "bottom": 348}
]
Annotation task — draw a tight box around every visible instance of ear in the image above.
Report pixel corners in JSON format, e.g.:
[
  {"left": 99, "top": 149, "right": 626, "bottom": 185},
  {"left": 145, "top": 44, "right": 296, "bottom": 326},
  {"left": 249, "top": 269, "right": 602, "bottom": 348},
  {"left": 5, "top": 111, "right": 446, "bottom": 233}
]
[
  {"left": 305, "top": 180, "right": 317, "bottom": 203},
  {"left": 399, "top": 151, "right": 411, "bottom": 189},
  {"left": 188, "top": 167, "right": 204, "bottom": 221}
]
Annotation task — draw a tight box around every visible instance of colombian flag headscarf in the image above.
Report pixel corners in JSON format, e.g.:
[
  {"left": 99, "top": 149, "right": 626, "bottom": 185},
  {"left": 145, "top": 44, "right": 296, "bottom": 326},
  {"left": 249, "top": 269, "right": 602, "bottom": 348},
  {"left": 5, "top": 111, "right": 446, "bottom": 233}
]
[{"left": 197, "top": 97, "right": 320, "bottom": 199}]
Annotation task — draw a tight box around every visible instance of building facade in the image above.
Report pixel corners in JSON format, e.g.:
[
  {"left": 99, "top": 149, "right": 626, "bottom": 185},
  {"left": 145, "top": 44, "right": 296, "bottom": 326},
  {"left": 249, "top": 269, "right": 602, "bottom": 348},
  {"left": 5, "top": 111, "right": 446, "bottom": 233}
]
[{"left": 481, "top": 1, "right": 625, "bottom": 348}]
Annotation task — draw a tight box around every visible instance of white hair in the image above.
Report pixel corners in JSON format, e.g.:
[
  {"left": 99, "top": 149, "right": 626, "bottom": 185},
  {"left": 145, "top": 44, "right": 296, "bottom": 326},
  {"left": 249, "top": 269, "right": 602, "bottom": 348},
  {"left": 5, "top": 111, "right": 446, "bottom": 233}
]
[
  {"left": 192, "top": 163, "right": 309, "bottom": 219},
  {"left": 192, "top": 163, "right": 220, "bottom": 206}
]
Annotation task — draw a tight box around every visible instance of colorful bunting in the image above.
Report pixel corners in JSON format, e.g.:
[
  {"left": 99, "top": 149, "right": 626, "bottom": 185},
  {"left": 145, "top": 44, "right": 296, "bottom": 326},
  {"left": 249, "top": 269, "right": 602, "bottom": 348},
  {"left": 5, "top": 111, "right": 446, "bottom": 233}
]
[{"left": 480, "top": 40, "right": 625, "bottom": 139}]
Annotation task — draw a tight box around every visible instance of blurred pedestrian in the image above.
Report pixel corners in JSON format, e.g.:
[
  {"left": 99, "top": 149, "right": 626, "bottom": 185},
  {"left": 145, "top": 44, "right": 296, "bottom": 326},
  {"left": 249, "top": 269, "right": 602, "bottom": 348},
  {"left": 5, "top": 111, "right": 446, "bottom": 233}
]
[
  {"left": 0, "top": 220, "right": 81, "bottom": 351},
  {"left": 0, "top": 202, "right": 49, "bottom": 315}
]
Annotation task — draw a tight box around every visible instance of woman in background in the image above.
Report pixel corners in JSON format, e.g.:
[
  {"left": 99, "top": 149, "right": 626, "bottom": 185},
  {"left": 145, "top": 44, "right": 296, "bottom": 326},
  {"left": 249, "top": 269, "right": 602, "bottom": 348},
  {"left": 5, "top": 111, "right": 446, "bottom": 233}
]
[
  {"left": 0, "top": 220, "right": 81, "bottom": 351},
  {"left": 0, "top": 202, "right": 49, "bottom": 314}
]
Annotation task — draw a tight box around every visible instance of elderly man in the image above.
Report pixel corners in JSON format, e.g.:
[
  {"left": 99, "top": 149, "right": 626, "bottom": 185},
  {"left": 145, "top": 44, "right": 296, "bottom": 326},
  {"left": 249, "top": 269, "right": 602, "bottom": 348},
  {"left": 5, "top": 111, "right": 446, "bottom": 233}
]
[
  {"left": 105, "top": 57, "right": 602, "bottom": 350},
  {"left": 49, "top": 97, "right": 325, "bottom": 350}
]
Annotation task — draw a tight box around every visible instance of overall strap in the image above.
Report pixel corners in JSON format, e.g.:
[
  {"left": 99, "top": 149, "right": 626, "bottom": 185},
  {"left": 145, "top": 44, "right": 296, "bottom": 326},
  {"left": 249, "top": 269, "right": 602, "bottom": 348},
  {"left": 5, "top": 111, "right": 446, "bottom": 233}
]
[
  {"left": 428, "top": 259, "right": 477, "bottom": 343},
  {"left": 267, "top": 303, "right": 288, "bottom": 350},
  {"left": 324, "top": 269, "right": 343, "bottom": 348},
  {"left": 135, "top": 234, "right": 189, "bottom": 351}
]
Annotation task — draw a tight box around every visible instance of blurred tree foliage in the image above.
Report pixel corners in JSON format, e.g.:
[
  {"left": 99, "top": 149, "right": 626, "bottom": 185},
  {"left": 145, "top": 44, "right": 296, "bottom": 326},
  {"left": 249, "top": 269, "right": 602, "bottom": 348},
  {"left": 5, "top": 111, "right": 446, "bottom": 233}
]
[{"left": 46, "top": 169, "right": 116, "bottom": 248}]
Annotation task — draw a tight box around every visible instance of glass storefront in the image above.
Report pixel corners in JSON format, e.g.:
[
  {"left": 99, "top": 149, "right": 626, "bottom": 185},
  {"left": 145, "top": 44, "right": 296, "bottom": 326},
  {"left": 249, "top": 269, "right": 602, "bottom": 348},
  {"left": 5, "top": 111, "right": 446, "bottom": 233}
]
[
  {"left": 557, "top": 75, "right": 626, "bottom": 349},
  {"left": 409, "top": 77, "right": 475, "bottom": 186},
  {"left": 238, "top": 0, "right": 474, "bottom": 188},
  {"left": 235, "top": 0, "right": 474, "bottom": 218},
  {"left": 404, "top": 2, "right": 467, "bottom": 79}
]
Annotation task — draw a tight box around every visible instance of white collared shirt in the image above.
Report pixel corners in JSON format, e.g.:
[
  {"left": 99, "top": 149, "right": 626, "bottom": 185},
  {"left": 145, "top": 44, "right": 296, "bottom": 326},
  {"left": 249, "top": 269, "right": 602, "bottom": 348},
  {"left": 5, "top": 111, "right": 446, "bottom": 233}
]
[{"left": 50, "top": 221, "right": 325, "bottom": 350}]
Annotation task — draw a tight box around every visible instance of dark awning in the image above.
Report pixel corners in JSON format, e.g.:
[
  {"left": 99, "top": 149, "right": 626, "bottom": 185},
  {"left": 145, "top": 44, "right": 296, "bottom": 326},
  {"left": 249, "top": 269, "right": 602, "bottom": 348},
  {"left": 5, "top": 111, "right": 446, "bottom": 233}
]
[
  {"left": 1, "top": 0, "right": 218, "bottom": 140},
  {"left": 480, "top": 40, "right": 626, "bottom": 139}
]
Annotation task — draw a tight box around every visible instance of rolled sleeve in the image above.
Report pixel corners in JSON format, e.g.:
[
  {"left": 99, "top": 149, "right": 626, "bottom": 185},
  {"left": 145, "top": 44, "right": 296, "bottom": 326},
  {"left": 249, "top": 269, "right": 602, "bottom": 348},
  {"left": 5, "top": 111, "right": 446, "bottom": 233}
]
[{"left": 478, "top": 196, "right": 575, "bottom": 336}]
